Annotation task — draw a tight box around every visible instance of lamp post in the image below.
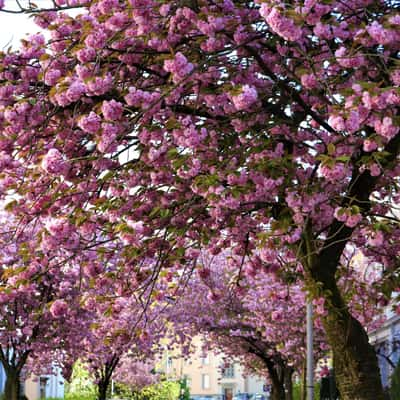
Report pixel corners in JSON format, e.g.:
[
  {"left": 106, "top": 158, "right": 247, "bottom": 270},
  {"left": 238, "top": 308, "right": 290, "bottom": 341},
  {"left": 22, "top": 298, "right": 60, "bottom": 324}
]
[{"left": 306, "top": 301, "right": 314, "bottom": 400}]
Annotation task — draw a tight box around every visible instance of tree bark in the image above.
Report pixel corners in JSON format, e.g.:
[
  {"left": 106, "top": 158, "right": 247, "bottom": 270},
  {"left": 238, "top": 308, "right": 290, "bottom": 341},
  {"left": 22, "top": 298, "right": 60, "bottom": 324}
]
[
  {"left": 284, "top": 367, "right": 293, "bottom": 400},
  {"left": 269, "top": 364, "right": 293, "bottom": 400},
  {"left": 308, "top": 267, "right": 384, "bottom": 400},
  {"left": 325, "top": 306, "right": 383, "bottom": 400},
  {"left": 270, "top": 382, "right": 286, "bottom": 400},
  {"left": 97, "top": 378, "right": 110, "bottom": 400},
  {"left": 96, "top": 354, "right": 120, "bottom": 400},
  {"left": 242, "top": 337, "right": 290, "bottom": 400},
  {"left": 4, "top": 367, "right": 21, "bottom": 400}
]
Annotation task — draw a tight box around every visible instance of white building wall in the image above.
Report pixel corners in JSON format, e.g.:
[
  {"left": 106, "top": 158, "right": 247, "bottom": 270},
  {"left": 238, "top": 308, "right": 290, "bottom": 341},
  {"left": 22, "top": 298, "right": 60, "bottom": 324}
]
[
  {"left": 370, "top": 312, "right": 400, "bottom": 388},
  {"left": 246, "top": 374, "right": 266, "bottom": 394},
  {"left": 0, "top": 366, "right": 64, "bottom": 400},
  {"left": 45, "top": 368, "right": 65, "bottom": 398}
]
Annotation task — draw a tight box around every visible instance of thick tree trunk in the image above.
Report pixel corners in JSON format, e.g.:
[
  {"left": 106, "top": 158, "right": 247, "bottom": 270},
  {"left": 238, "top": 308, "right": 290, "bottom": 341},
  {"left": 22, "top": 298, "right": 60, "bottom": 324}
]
[
  {"left": 284, "top": 367, "right": 293, "bottom": 400},
  {"left": 4, "top": 368, "right": 21, "bottom": 400},
  {"left": 325, "top": 308, "right": 383, "bottom": 400},
  {"left": 309, "top": 268, "right": 384, "bottom": 400},
  {"left": 270, "top": 382, "right": 286, "bottom": 400}
]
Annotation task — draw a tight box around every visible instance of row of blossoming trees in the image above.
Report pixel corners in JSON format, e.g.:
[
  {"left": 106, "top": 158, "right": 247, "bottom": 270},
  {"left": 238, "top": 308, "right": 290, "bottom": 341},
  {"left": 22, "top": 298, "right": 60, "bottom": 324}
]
[
  {"left": 0, "top": 0, "right": 399, "bottom": 399},
  {"left": 0, "top": 212, "right": 171, "bottom": 399}
]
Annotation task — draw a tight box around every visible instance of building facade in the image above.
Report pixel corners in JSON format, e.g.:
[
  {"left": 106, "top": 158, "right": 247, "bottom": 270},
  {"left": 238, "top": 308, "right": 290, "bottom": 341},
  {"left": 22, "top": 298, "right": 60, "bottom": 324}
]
[
  {"left": 370, "top": 308, "right": 400, "bottom": 389},
  {"left": 0, "top": 364, "right": 65, "bottom": 400},
  {"left": 162, "top": 337, "right": 268, "bottom": 399}
]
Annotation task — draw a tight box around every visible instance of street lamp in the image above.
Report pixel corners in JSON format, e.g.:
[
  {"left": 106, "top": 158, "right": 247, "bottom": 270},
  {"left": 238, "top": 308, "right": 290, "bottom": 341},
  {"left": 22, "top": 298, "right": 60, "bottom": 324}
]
[{"left": 307, "top": 301, "right": 314, "bottom": 400}]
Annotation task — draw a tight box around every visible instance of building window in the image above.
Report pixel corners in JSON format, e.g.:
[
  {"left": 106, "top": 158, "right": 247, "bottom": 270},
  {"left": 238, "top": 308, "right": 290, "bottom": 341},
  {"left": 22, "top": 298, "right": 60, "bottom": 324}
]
[
  {"left": 222, "top": 364, "right": 235, "bottom": 378},
  {"left": 166, "top": 356, "right": 173, "bottom": 374},
  {"left": 39, "top": 377, "right": 49, "bottom": 399},
  {"left": 184, "top": 374, "right": 192, "bottom": 387},
  {"left": 202, "top": 373, "right": 210, "bottom": 389},
  {"left": 201, "top": 353, "right": 210, "bottom": 365}
]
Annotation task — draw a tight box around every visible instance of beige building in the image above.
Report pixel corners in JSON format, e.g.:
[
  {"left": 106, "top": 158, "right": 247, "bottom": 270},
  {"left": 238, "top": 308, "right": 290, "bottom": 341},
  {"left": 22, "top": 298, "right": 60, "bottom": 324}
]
[
  {"left": 161, "top": 337, "right": 267, "bottom": 399},
  {"left": 23, "top": 372, "right": 65, "bottom": 400},
  {"left": 0, "top": 368, "right": 64, "bottom": 399}
]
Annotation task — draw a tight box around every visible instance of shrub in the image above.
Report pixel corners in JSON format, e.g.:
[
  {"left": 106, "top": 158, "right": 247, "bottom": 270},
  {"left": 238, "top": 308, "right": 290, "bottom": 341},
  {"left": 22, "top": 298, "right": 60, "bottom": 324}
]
[
  {"left": 65, "top": 394, "right": 97, "bottom": 400},
  {"left": 293, "top": 381, "right": 320, "bottom": 400},
  {"left": 136, "top": 380, "right": 180, "bottom": 400}
]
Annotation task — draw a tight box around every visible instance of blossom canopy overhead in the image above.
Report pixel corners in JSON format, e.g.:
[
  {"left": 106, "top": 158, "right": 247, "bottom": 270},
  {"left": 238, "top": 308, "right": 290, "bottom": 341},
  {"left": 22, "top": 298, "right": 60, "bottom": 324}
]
[{"left": 0, "top": 0, "right": 399, "bottom": 398}]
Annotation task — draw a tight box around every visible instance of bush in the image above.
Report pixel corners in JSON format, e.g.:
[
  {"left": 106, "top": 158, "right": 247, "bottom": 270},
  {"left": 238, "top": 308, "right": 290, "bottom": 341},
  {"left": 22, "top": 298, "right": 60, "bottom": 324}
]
[
  {"left": 65, "top": 361, "right": 96, "bottom": 397},
  {"left": 65, "top": 394, "right": 97, "bottom": 400},
  {"left": 136, "top": 380, "right": 180, "bottom": 400},
  {"left": 293, "top": 381, "right": 320, "bottom": 400}
]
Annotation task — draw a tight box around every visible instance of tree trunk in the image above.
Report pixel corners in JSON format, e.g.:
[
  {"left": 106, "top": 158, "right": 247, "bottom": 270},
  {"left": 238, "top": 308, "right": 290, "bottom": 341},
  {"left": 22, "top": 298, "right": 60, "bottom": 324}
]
[
  {"left": 284, "top": 367, "right": 293, "bottom": 400},
  {"left": 326, "top": 309, "right": 383, "bottom": 400},
  {"left": 4, "top": 368, "right": 21, "bottom": 400},
  {"left": 265, "top": 359, "right": 286, "bottom": 400},
  {"left": 309, "top": 267, "right": 384, "bottom": 400},
  {"left": 97, "top": 378, "right": 110, "bottom": 400},
  {"left": 270, "top": 382, "right": 286, "bottom": 400}
]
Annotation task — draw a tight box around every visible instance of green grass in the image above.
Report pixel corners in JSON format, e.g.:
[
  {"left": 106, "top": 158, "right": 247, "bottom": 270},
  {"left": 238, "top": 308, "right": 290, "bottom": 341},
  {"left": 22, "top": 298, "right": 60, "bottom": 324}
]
[{"left": 64, "top": 395, "right": 97, "bottom": 400}]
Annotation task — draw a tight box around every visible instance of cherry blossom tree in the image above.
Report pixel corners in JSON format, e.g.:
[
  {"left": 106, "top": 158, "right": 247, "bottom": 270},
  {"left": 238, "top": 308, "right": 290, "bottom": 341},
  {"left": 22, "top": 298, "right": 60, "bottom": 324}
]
[
  {"left": 76, "top": 270, "right": 168, "bottom": 400},
  {"left": 0, "top": 212, "right": 88, "bottom": 400},
  {"left": 165, "top": 252, "right": 326, "bottom": 400},
  {"left": 166, "top": 251, "right": 386, "bottom": 400},
  {"left": 0, "top": 0, "right": 399, "bottom": 398},
  {"left": 114, "top": 358, "right": 159, "bottom": 393}
]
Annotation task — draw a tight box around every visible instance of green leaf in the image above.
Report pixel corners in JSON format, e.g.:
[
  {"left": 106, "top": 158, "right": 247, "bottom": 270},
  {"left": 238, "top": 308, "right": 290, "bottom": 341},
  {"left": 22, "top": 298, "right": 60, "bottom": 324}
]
[{"left": 328, "top": 143, "right": 336, "bottom": 155}]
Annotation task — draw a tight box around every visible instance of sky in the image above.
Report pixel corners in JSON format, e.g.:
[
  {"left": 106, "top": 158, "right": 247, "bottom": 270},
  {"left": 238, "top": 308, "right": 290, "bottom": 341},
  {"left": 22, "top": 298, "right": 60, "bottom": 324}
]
[{"left": 0, "top": 0, "right": 63, "bottom": 49}]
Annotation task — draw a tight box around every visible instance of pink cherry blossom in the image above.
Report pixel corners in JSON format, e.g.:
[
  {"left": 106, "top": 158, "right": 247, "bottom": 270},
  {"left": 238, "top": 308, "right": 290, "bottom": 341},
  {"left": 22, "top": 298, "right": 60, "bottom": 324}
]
[
  {"left": 231, "top": 85, "right": 258, "bottom": 111},
  {"left": 369, "top": 163, "right": 381, "bottom": 177},
  {"left": 50, "top": 299, "right": 69, "bottom": 318},
  {"left": 367, "top": 231, "right": 384, "bottom": 247},
  {"left": 101, "top": 100, "right": 123, "bottom": 121},
  {"left": 363, "top": 139, "right": 378, "bottom": 152},
  {"left": 41, "top": 148, "right": 68, "bottom": 175},
  {"left": 345, "top": 213, "right": 362, "bottom": 228},
  {"left": 301, "top": 73, "right": 318, "bottom": 89},
  {"left": 163, "top": 52, "right": 194, "bottom": 83},
  {"left": 260, "top": 5, "right": 302, "bottom": 41},
  {"left": 78, "top": 111, "right": 102, "bottom": 133}
]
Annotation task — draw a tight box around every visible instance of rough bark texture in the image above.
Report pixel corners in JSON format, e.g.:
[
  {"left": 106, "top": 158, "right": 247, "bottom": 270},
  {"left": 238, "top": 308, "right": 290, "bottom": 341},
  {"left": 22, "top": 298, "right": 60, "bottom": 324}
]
[
  {"left": 324, "top": 289, "right": 384, "bottom": 400},
  {"left": 308, "top": 265, "right": 385, "bottom": 400},
  {"left": 328, "top": 311, "right": 383, "bottom": 400},
  {"left": 4, "top": 368, "right": 21, "bottom": 400},
  {"left": 267, "top": 362, "right": 293, "bottom": 400}
]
